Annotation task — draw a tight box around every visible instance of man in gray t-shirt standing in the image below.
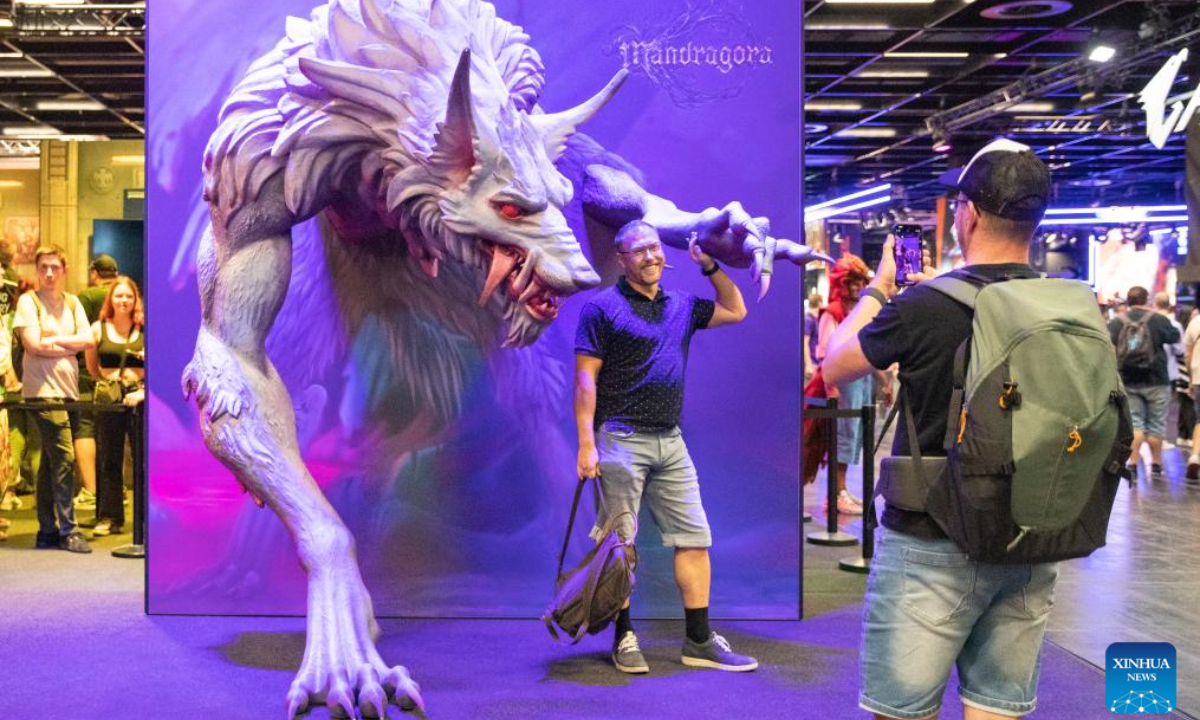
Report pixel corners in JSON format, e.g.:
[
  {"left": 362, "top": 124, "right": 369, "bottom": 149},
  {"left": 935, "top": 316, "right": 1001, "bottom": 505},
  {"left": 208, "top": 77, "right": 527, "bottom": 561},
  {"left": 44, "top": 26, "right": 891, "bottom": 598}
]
[{"left": 13, "top": 245, "right": 94, "bottom": 553}]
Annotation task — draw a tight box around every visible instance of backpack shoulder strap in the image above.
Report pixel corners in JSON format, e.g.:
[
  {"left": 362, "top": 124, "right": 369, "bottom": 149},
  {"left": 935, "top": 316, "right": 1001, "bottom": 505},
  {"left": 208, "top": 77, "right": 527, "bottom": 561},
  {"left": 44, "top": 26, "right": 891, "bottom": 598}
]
[
  {"left": 65, "top": 293, "right": 81, "bottom": 333},
  {"left": 923, "top": 275, "right": 981, "bottom": 310}
]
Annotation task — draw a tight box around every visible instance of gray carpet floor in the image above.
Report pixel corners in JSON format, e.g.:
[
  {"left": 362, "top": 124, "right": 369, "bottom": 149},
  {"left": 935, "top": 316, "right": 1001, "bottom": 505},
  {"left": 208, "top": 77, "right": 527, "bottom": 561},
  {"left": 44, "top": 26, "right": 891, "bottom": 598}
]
[{"left": 3, "top": 496, "right": 1179, "bottom": 720}]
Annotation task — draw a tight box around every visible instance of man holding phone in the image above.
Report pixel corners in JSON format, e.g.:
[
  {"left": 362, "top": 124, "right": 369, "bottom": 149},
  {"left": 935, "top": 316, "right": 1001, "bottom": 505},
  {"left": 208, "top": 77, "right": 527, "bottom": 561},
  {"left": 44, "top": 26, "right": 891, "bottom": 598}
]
[{"left": 824, "top": 139, "right": 1059, "bottom": 719}]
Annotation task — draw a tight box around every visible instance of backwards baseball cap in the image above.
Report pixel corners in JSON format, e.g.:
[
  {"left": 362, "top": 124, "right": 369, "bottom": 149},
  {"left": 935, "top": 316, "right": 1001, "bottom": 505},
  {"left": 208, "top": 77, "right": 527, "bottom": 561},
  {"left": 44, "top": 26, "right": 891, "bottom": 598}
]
[
  {"left": 90, "top": 254, "right": 118, "bottom": 274},
  {"left": 938, "top": 138, "right": 1051, "bottom": 222}
]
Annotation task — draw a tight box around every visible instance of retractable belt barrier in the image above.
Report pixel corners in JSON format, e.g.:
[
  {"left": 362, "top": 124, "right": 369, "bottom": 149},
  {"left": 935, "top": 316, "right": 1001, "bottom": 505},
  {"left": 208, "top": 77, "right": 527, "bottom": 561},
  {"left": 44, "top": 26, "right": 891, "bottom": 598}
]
[
  {"left": 1, "top": 401, "right": 146, "bottom": 559},
  {"left": 802, "top": 398, "right": 878, "bottom": 573}
]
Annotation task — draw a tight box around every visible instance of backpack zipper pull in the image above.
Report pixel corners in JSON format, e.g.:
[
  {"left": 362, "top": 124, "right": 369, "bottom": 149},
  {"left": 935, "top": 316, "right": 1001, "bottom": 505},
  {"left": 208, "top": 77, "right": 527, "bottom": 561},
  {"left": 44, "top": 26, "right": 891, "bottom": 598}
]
[
  {"left": 999, "top": 381, "right": 1021, "bottom": 410},
  {"left": 1006, "top": 527, "right": 1031, "bottom": 552},
  {"left": 1067, "top": 425, "right": 1083, "bottom": 453}
]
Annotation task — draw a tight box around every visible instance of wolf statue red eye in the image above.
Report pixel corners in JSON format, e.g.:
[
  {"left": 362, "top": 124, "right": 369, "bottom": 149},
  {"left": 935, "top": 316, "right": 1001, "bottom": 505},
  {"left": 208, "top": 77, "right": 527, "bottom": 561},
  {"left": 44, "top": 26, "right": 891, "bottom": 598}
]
[{"left": 497, "top": 203, "right": 524, "bottom": 220}]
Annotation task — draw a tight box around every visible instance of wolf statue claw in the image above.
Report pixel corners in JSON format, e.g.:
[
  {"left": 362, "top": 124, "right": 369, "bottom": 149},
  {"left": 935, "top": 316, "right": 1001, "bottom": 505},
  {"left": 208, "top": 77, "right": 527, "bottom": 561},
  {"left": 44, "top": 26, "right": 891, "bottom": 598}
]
[{"left": 186, "top": 0, "right": 826, "bottom": 715}]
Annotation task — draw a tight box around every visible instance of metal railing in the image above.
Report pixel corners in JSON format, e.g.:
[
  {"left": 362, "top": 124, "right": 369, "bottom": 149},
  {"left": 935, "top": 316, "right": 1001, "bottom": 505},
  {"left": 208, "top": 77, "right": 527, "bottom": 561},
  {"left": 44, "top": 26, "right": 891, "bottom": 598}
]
[
  {"left": 1, "top": 400, "right": 145, "bottom": 559},
  {"left": 803, "top": 398, "right": 878, "bottom": 574}
]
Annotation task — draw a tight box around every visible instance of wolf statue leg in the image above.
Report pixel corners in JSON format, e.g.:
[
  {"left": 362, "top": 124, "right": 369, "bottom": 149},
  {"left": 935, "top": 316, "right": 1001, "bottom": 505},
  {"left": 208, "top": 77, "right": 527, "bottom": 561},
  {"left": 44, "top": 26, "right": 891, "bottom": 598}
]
[{"left": 182, "top": 179, "right": 422, "bottom": 719}]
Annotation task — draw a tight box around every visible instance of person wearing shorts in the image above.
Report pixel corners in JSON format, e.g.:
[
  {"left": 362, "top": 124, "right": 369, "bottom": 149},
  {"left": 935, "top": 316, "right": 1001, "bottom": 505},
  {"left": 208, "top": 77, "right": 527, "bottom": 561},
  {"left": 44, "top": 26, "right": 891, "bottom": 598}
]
[
  {"left": 824, "top": 140, "right": 1064, "bottom": 719},
  {"left": 574, "top": 220, "right": 756, "bottom": 676},
  {"left": 1109, "top": 286, "right": 1178, "bottom": 480}
]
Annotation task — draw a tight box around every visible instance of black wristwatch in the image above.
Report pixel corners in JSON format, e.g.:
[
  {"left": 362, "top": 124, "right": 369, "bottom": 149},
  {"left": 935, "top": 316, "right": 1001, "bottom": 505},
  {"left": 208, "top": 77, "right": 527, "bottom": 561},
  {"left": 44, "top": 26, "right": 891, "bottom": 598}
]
[
  {"left": 702, "top": 262, "right": 721, "bottom": 277},
  {"left": 858, "top": 286, "right": 888, "bottom": 306}
]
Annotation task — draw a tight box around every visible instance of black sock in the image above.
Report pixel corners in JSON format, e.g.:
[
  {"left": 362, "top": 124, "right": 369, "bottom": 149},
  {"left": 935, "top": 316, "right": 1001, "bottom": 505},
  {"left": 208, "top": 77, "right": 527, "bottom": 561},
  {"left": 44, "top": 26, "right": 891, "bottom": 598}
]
[
  {"left": 685, "top": 607, "right": 710, "bottom": 644},
  {"left": 615, "top": 606, "right": 634, "bottom": 638}
]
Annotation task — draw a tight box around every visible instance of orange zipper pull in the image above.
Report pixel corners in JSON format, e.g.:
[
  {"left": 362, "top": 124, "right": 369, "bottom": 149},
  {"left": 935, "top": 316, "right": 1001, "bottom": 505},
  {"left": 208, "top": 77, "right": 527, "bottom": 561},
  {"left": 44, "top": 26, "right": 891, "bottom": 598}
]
[{"left": 1067, "top": 426, "right": 1082, "bottom": 453}]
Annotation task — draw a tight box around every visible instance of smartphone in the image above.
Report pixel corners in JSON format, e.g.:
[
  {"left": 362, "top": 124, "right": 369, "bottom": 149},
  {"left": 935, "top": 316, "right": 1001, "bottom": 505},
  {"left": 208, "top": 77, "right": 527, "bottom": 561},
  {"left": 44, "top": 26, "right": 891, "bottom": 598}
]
[{"left": 892, "top": 224, "right": 923, "bottom": 287}]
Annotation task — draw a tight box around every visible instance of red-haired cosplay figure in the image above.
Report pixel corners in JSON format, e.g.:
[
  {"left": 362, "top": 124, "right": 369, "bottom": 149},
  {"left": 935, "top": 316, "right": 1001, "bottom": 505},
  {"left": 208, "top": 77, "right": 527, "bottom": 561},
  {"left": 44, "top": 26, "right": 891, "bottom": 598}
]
[{"left": 803, "top": 254, "right": 888, "bottom": 514}]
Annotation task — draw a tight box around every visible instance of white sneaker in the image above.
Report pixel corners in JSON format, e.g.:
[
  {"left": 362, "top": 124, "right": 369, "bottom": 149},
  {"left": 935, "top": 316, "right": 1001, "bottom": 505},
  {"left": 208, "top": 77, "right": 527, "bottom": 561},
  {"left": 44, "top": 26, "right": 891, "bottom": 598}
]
[
  {"left": 1188, "top": 455, "right": 1200, "bottom": 481},
  {"left": 0, "top": 491, "right": 22, "bottom": 511},
  {"left": 836, "top": 490, "right": 863, "bottom": 516},
  {"left": 74, "top": 488, "right": 96, "bottom": 509}
]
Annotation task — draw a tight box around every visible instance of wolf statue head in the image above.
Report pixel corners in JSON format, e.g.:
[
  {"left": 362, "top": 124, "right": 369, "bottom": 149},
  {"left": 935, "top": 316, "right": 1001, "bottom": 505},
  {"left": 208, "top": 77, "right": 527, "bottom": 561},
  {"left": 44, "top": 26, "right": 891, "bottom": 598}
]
[{"left": 258, "top": 0, "right": 625, "bottom": 347}]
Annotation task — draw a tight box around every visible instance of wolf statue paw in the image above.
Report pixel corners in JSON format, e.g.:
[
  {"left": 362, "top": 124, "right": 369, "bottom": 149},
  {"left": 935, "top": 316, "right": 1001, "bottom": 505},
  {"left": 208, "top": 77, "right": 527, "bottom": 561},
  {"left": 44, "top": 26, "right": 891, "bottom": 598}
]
[
  {"left": 286, "top": 569, "right": 424, "bottom": 719},
  {"left": 182, "top": 328, "right": 253, "bottom": 424}
]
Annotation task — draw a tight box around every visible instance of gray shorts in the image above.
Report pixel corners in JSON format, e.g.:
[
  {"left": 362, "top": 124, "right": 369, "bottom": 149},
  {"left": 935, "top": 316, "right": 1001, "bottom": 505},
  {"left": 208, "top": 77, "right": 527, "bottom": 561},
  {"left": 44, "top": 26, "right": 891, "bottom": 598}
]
[
  {"left": 591, "top": 424, "right": 712, "bottom": 548},
  {"left": 1127, "top": 384, "right": 1170, "bottom": 437}
]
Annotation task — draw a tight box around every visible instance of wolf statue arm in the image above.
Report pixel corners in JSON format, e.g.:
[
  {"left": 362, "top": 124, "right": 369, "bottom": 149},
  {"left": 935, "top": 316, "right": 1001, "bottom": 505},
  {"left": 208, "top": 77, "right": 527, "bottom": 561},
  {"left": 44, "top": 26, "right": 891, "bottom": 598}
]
[
  {"left": 181, "top": 175, "right": 422, "bottom": 719},
  {"left": 576, "top": 144, "right": 832, "bottom": 299}
]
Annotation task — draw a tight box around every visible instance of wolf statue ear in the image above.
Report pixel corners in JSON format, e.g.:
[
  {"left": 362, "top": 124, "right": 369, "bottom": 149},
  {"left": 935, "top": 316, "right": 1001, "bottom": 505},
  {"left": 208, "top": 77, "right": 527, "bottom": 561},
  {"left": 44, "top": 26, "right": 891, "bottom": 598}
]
[
  {"left": 428, "top": 49, "right": 479, "bottom": 182},
  {"left": 529, "top": 68, "right": 628, "bottom": 162}
]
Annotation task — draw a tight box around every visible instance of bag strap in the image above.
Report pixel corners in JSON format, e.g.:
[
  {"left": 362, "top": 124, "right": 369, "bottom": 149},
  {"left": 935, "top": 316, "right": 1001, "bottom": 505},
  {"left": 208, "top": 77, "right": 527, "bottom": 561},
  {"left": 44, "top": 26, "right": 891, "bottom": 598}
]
[
  {"left": 556, "top": 479, "right": 588, "bottom": 579},
  {"left": 923, "top": 275, "right": 981, "bottom": 310},
  {"left": 867, "top": 387, "right": 925, "bottom": 513},
  {"left": 1129, "top": 310, "right": 1153, "bottom": 326},
  {"left": 112, "top": 324, "right": 130, "bottom": 377},
  {"left": 554, "top": 476, "right": 616, "bottom": 579},
  {"left": 943, "top": 338, "right": 971, "bottom": 451},
  {"left": 901, "top": 388, "right": 928, "bottom": 494},
  {"left": 28, "top": 291, "right": 81, "bottom": 335}
]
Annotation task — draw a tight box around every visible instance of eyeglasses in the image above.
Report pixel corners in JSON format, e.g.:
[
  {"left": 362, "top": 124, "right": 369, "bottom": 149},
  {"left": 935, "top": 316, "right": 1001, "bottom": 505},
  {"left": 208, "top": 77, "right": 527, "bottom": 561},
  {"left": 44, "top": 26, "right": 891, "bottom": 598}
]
[{"left": 616, "top": 244, "right": 664, "bottom": 259}]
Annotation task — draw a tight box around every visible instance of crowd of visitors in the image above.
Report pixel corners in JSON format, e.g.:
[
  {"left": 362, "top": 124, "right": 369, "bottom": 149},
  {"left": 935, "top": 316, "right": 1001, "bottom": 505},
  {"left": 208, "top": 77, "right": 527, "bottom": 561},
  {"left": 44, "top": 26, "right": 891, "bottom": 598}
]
[{"left": 0, "top": 243, "right": 145, "bottom": 551}]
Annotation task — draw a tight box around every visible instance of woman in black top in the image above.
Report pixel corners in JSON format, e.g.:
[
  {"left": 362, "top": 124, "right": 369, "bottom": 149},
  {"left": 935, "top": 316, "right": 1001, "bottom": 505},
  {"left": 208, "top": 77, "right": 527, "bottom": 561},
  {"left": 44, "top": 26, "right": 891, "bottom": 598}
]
[{"left": 84, "top": 277, "right": 144, "bottom": 536}]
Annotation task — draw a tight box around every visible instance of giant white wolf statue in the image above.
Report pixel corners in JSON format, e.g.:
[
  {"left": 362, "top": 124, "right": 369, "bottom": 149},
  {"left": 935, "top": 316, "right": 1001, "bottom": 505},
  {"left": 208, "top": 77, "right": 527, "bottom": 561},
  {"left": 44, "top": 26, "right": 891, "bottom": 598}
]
[{"left": 183, "top": 0, "right": 824, "bottom": 716}]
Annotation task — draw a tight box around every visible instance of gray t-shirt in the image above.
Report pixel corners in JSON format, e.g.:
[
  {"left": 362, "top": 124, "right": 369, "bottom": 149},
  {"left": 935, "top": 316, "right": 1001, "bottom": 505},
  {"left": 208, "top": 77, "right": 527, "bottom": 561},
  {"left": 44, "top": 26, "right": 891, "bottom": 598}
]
[{"left": 13, "top": 291, "right": 89, "bottom": 399}]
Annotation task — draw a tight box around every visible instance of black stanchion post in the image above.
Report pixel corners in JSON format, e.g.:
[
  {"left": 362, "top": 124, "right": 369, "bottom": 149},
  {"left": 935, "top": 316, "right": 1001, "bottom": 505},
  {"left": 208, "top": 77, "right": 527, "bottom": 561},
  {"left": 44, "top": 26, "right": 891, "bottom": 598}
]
[
  {"left": 826, "top": 398, "right": 839, "bottom": 533},
  {"left": 807, "top": 397, "right": 857, "bottom": 547},
  {"left": 840, "top": 403, "right": 876, "bottom": 573},
  {"left": 801, "top": 396, "right": 812, "bottom": 524},
  {"left": 113, "top": 404, "right": 145, "bottom": 559}
]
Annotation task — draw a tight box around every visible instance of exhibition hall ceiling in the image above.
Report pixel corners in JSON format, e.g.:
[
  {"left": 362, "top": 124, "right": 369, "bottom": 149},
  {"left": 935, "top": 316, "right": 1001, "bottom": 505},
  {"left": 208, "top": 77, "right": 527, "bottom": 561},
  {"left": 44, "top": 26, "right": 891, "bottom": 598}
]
[
  {"left": 0, "top": 0, "right": 143, "bottom": 149},
  {"left": 0, "top": 0, "right": 1193, "bottom": 210},
  {"left": 804, "top": 0, "right": 1200, "bottom": 208}
]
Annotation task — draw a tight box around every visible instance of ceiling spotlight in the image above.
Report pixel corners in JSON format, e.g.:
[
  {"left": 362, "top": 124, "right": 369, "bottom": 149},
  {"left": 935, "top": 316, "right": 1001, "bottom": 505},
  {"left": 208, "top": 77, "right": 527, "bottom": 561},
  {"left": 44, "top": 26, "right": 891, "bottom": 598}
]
[
  {"left": 806, "top": 100, "right": 863, "bottom": 111},
  {"left": 837, "top": 127, "right": 898, "bottom": 138},
  {"left": 857, "top": 69, "right": 930, "bottom": 78},
  {"left": 1007, "top": 102, "right": 1055, "bottom": 112},
  {"left": 932, "top": 133, "right": 952, "bottom": 153},
  {"left": 1089, "top": 45, "right": 1116, "bottom": 63},
  {"left": 2, "top": 125, "right": 60, "bottom": 137},
  {"left": 36, "top": 99, "right": 107, "bottom": 112},
  {"left": 0, "top": 68, "right": 53, "bottom": 78},
  {"left": 884, "top": 52, "right": 969, "bottom": 59}
]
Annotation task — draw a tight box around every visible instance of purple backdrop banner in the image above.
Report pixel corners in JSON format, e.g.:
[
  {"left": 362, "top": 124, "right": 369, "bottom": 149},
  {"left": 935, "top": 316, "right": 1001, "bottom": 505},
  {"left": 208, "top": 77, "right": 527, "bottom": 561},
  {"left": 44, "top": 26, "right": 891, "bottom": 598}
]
[{"left": 147, "top": 0, "right": 801, "bottom": 618}]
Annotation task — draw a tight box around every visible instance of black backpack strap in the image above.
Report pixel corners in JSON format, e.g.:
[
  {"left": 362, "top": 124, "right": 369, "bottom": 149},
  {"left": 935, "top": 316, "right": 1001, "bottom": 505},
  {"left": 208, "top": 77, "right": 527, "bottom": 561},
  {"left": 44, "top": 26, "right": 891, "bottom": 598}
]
[
  {"left": 555, "top": 479, "right": 589, "bottom": 579},
  {"left": 554, "top": 476, "right": 616, "bottom": 578},
  {"left": 944, "top": 337, "right": 971, "bottom": 451},
  {"left": 867, "top": 387, "right": 927, "bottom": 512},
  {"left": 873, "top": 392, "right": 902, "bottom": 458},
  {"left": 902, "top": 387, "right": 927, "bottom": 491}
]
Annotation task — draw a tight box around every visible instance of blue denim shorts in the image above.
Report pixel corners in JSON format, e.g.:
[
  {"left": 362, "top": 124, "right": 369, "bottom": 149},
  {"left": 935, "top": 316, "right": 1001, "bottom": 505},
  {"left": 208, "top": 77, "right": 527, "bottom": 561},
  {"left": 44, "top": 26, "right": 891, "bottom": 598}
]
[
  {"left": 1127, "top": 384, "right": 1170, "bottom": 437},
  {"left": 859, "top": 528, "right": 1059, "bottom": 719},
  {"left": 835, "top": 374, "right": 872, "bottom": 465},
  {"left": 592, "top": 425, "right": 712, "bottom": 548}
]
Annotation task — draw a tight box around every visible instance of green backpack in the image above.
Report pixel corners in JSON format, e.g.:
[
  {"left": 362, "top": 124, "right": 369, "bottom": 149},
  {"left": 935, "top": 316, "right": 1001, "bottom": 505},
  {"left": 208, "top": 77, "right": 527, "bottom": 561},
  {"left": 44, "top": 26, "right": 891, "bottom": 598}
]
[{"left": 880, "top": 274, "right": 1133, "bottom": 563}]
